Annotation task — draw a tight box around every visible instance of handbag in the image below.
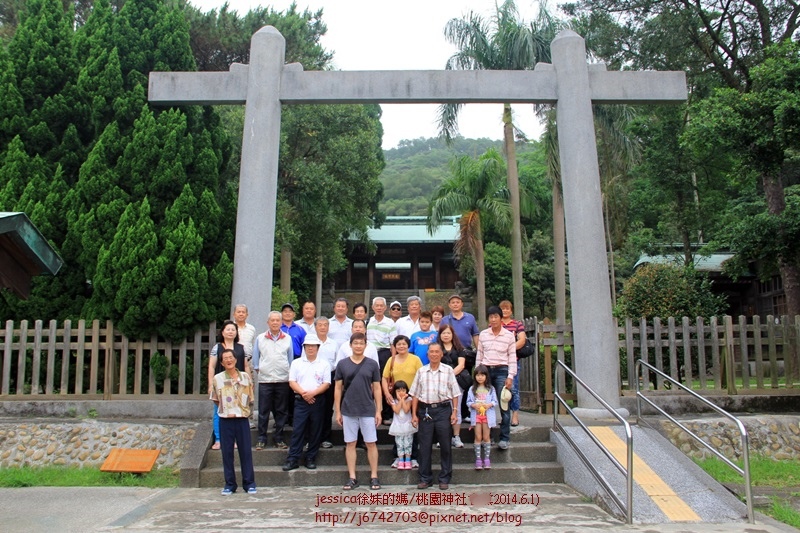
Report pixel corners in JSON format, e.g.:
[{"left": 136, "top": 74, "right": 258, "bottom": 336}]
[
  {"left": 455, "top": 368, "right": 472, "bottom": 390},
  {"left": 516, "top": 337, "right": 534, "bottom": 359}
]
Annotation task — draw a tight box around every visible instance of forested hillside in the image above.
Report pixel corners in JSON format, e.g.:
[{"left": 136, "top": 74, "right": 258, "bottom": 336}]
[{"left": 380, "top": 136, "right": 542, "bottom": 216}]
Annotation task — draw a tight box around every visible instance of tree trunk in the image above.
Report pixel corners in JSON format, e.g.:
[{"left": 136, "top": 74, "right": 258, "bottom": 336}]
[
  {"left": 315, "top": 256, "right": 323, "bottom": 314},
  {"left": 763, "top": 171, "right": 800, "bottom": 380},
  {"left": 475, "top": 237, "right": 487, "bottom": 329},
  {"left": 503, "top": 104, "right": 525, "bottom": 319},
  {"left": 280, "top": 246, "right": 291, "bottom": 294},
  {"left": 553, "top": 180, "right": 567, "bottom": 325}
]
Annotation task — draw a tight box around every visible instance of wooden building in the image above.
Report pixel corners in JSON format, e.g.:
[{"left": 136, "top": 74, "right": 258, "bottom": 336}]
[{"left": 337, "top": 216, "right": 461, "bottom": 291}]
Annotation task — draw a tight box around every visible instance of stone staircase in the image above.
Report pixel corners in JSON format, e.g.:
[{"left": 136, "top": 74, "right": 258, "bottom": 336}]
[{"left": 199, "top": 419, "right": 563, "bottom": 488}]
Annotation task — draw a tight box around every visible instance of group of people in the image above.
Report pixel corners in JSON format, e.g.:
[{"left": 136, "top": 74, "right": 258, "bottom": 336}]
[{"left": 208, "top": 295, "right": 529, "bottom": 494}]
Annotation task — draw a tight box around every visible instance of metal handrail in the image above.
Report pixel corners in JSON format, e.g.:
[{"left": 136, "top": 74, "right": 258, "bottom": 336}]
[
  {"left": 554, "top": 360, "right": 633, "bottom": 523},
  {"left": 635, "top": 359, "right": 754, "bottom": 523}
]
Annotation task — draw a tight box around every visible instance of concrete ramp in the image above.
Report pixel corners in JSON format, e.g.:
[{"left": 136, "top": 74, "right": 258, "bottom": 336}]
[{"left": 552, "top": 423, "right": 749, "bottom": 523}]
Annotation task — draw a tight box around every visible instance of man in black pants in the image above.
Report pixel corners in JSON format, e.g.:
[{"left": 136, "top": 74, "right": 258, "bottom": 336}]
[{"left": 409, "top": 342, "right": 460, "bottom": 490}]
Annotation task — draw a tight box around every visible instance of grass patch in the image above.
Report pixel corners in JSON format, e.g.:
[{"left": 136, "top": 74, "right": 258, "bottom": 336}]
[
  {"left": 764, "top": 499, "right": 800, "bottom": 528},
  {"left": 695, "top": 455, "right": 800, "bottom": 488},
  {"left": 0, "top": 465, "right": 179, "bottom": 488}
]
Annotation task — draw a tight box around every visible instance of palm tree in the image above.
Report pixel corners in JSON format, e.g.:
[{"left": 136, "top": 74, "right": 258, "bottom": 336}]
[
  {"left": 439, "top": 0, "right": 557, "bottom": 319},
  {"left": 427, "top": 148, "right": 512, "bottom": 325}
]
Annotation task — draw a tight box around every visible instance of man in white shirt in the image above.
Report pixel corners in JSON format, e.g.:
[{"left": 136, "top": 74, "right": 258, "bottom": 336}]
[
  {"left": 328, "top": 297, "right": 354, "bottom": 349},
  {"left": 295, "top": 301, "right": 317, "bottom": 334},
  {"left": 395, "top": 295, "right": 422, "bottom": 338},
  {"left": 335, "top": 319, "right": 379, "bottom": 365},
  {"left": 309, "top": 317, "right": 338, "bottom": 449},
  {"left": 233, "top": 304, "right": 257, "bottom": 428},
  {"left": 233, "top": 304, "right": 256, "bottom": 359},
  {"left": 282, "top": 334, "right": 331, "bottom": 471}
]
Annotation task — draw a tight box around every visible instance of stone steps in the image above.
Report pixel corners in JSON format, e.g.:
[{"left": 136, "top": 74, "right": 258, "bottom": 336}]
[
  {"left": 204, "top": 441, "right": 558, "bottom": 467},
  {"left": 198, "top": 421, "right": 563, "bottom": 488},
  {"left": 199, "top": 461, "right": 564, "bottom": 488}
]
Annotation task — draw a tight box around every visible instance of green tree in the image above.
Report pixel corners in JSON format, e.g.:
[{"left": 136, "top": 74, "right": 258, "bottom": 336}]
[
  {"left": 615, "top": 263, "right": 725, "bottom": 320},
  {"left": 92, "top": 199, "right": 167, "bottom": 338},
  {"left": 184, "top": 2, "right": 331, "bottom": 72},
  {"left": 277, "top": 103, "right": 385, "bottom": 300},
  {"left": 439, "top": 0, "right": 556, "bottom": 318},
  {"left": 570, "top": 0, "right": 800, "bottom": 318},
  {"left": 684, "top": 40, "right": 800, "bottom": 318},
  {"left": 427, "top": 148, "right": 512, "bottom": 325}
]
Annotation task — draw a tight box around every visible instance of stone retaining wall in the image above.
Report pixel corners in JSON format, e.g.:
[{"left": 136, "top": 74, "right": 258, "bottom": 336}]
[
  {"left": 0, "top": 418, "right": 198, "bottom": 469},
  {"left": 656, "top": 415, "right": 800, "bottom": 461}
]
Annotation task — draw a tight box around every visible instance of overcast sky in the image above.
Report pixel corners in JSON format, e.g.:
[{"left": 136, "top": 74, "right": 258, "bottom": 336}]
[{"left": 190, "top": 0, "right": 546, "bottom": 149}]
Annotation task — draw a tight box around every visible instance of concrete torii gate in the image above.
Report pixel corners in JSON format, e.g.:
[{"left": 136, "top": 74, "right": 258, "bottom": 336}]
[{"left": 149, "top": 27, "right": 686, "bottom": 410}]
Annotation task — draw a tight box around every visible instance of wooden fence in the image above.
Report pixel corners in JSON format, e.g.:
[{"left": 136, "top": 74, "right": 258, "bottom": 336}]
[
  {"left": 1, "top": 315, "right": 797, "bottom": 402},
  {"left": 520, "top": 315, "right": 799, "bottom": 413},
  {"left": 0, "top": 319, "right": 218, "bottom": 399}
]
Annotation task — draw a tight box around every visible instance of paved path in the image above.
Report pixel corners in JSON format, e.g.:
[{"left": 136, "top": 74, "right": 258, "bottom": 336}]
[{"left": 1, "top": 484, "right": 794, "bottom": 532}]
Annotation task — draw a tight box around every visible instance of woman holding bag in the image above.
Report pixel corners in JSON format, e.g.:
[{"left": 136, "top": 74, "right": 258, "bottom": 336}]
[
  {"left": 438, "top": 324, "right": 470, "bottom": 448},
  {"left": 382, "top": 335, "right": 422, "bottom": 468},
  {"left": 498, "top": 301, "right": 527, "bottom": 426}
]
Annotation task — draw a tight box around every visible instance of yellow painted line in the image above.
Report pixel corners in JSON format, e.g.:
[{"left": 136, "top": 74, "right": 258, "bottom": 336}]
[{"left": 589, "top": 426, "right": 701, "bottom": 522}]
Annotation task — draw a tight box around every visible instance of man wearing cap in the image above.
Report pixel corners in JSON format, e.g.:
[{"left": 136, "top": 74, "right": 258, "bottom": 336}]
[
  {"left": 389, "top": 301, "right": 403, "bottom": 322},
  {"left": 282, "top": 334, "right": 331, "bottom": 471},
  {"left": 280, "top": 303, "right": 306, "bottom": 359},
  {"left": 396, "top": 295, "right": 423, "bottom": 338},
  {"left": 475, "top": 306, "right": 517, "bottom": 450},
  {"left": 441, "top": 294, "right": 480, "bottom": 350},
  {"left": 410, "top": 342, "right": 460, "bottom": 490}
]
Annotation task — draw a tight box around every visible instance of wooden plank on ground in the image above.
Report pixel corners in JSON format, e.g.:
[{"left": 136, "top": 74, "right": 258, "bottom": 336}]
[{"left": 100, "top": 448, "right": 160, "bottom": 473}]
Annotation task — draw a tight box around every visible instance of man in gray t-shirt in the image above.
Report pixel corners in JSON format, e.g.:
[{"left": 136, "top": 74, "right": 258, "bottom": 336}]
[{"left": 334, "top": 332, "right": 382, "bottom": 490}]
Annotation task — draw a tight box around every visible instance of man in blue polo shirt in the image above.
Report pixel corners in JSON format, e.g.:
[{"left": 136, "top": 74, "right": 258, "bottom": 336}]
[
  {"left": 440, "top": 294, "right": 479, "bottom": 350},
  {"left": 280, "top": 303, "right": 306, "bottom": 358}
]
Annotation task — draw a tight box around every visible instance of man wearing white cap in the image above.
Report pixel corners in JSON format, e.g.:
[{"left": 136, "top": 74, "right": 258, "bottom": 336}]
[
  {"left": 476, "top": 306, "right": 516, "bottom": 450},
  {"left": 283, "top": 334, "right": 331, "bottom": 471},
  {"left": 389, "top": 301, "right": 403, "bottom": 322}
]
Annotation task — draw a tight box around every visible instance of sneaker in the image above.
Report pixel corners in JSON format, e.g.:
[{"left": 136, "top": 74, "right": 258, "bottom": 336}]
[
  {"left": 303, "top": 443, "right": 309, "bottom": 452},
  {"left": 498, "top": 440, "right": 509, "bottom": 450},
  {"left": 452, "top": 435, "right": 464, "bottom": 448},
  {"left": 256, "top": 441, "right": 266, "bottom": 450},
  {"left": 475, "top": 459, "right": 483, "bottom": 470},
  {"left": 274, "top": 440, "right": 288, "bottom": 449},
  {"left": 211, "top": 441, "right": 221, "bottom": 450},
  {"left": 435, "top": 442, "right": 440, "bottom": 448},
  {"left": 321, "top": 441, "right": 333, "bottom": 449},
  {"left": 403, "top": 460, "right": 412, "bottom": 470},
  {"left": 247, "top": 487, "right": 257, "bottom": 494},
  {"left": 221, "top": 488, "right": 233, "bottom": 495},
  {"left": 483, "top": 458, "right": 491, "bottom": 469},
  {"left": 391, "top": 458, "right": 399, "bottom": 468},
  {"left": 411, "top": 460, "right": 419, "bottom": 469}
]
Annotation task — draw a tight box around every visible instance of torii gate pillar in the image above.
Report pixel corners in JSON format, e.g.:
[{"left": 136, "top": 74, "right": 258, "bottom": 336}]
[{"left": 552, "top": 31, "right": 622, "bottom": 413}]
